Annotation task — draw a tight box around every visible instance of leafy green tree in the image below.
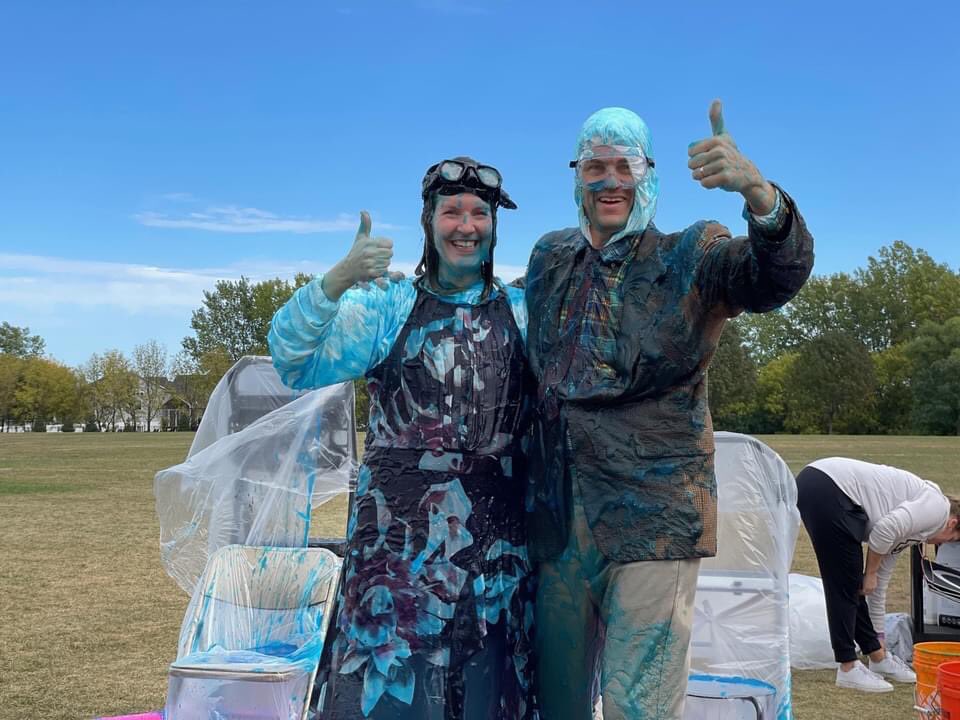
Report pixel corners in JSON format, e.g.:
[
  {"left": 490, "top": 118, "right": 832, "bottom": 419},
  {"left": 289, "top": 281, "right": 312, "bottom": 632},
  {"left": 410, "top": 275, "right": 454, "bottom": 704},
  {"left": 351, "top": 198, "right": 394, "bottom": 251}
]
[
  {"left": 354, "top": 378, "right": 370, "bottom": 431},
  {"left": 132, "top": 339, "right": 169, "bottom": 431},
  {"left": 0, "top": 322, "right": 45, "bottom": 357},
  {"left": 707, "top": 321, "right": 757, "bottom": 432},
  {"left": 873, "top": 344, "right": 913, "bottom": 434},
  {"left": 738, "top": 242, "right": 960, "bottom": 364},
  {"left": 182, "top": 274, "right": 312, "bottom": 364},
  {"left": 79, "top": 351, "right": 139, "bottom": 431},
  {"left": 736, "top": 275, "right": 865, "bottom": 362},
  {"left": 784, "top": 331, "right": 877, "bottom": 434},
  {"left": 79, "top": 354, "right": 108, "bottom": 430},
  {"left": 907, "top": 317, "right": 960, "bottom": 435},
  {"left": 856, "top": 242, "right": 960, "bottom": 350},
  {"left": 13, "top": 357, "right": 83, "bottom": 428},
  {"left": 749, "top": 352, "right": 798, "bottom": 433},
  {"left": 787, "top": 274, "right": 864, "bottom": 343},
  {"left": 172, "top": 348, "right": 233, "bottom": 427},
  {"left": 734, "top": 311, "right": 803, "bottom": 367},
  {"left": 0, "top": 354, "right": 24, "bottom": 430}
]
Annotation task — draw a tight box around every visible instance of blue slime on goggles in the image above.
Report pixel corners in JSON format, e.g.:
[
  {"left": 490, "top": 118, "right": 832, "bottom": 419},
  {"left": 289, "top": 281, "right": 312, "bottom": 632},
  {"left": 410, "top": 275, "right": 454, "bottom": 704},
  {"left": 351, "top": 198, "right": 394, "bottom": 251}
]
[{"left": 569, "top": 145, "right": 655, "bottom": 191}]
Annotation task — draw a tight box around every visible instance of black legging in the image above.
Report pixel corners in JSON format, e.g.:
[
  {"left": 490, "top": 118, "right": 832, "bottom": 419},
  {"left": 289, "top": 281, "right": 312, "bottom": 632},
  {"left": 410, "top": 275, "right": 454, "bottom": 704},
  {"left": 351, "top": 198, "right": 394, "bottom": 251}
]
[{"left": 796, "top": 466, "right": 882, "bottom": 663}]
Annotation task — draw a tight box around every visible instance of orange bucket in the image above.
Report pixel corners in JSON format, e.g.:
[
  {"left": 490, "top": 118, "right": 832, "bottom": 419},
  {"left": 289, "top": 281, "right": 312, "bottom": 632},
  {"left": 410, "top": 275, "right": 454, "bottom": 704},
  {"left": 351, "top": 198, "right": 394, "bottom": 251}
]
[
  {"left": 939, "top": 661, "right": 960, "bottom": 720},
  {"left": 916, "top": 643, "right": 960, "bottom": 719}
]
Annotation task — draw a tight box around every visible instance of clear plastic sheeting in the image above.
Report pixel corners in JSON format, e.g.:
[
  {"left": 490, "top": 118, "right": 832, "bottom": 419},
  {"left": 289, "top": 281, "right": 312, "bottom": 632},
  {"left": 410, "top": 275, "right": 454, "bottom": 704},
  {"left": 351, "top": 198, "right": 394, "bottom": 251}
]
[
  {"left": 188, "top": 356, "right": 307, "bottom": 458},
  {"left": 885, "top": 612, "right": 914, "bottom": 663},
  {"left": 155, "top": 380, "right": 356, "bottom": 594},
  {"left": 165, "top": 545, "right": 341, "bottom": 720},
  {"left": 788, "top": 575, "right": 916, "bottom": 669},
  {"left": 787, "top": 573, "right": 834, "bottom": 670},
  {"left": 690, "top": 432, "right": 800, "bottom": 720}
]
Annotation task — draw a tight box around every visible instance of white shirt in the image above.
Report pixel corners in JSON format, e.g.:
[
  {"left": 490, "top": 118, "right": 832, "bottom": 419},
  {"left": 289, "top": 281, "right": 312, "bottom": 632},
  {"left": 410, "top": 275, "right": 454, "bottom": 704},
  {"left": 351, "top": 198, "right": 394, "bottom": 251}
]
[
  {"left": 810, "top": 457, "right": 949, "bottom": 555},
  {"left": 809, "top": 456, "right": 950, "bottom": 634}
]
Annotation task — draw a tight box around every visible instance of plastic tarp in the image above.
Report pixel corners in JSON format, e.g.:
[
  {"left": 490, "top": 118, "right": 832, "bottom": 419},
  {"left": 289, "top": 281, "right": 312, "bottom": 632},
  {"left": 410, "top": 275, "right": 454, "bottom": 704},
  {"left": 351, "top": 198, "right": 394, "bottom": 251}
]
[
  {"left": 787, "top": 573, "right": 834, "bottom": 670},
  {"left": 188, "top": 356, "right": 306, "bottom": 459},
  {"left": 788, "top": 573, "right": 915, "bottom": 668},
  {"left": 689, "top": 432, "right": 799, "bottom": 720},
  {"left": 885, "top": 612, "right": 913, "bottom": 663},
  {"left": 165, "top": 545, "right": 341, "bottom": 720},
  {"left": 155, "top": 359, "right": 356, "bottom": 594}
]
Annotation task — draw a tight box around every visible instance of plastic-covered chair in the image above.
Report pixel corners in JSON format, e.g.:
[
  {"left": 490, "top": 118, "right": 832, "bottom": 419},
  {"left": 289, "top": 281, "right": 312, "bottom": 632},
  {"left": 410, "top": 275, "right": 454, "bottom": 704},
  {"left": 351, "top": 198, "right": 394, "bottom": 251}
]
[
  {"left": 155, "top": 361, "right": 357, "bottom": 594},
  {"left": 164, "top": 545, "right": 341, "bottom": 720},
  {"left": 688, "top": 433, "right": 799, "bottom": 720},
  {"left": 188, "top": 356, "right": 306, "bottom": 458}
]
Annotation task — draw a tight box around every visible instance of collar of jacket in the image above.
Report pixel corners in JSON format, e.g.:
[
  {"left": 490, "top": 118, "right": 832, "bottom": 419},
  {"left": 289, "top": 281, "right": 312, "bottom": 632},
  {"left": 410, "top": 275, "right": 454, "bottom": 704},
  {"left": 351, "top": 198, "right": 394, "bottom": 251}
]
[{"left": 577, "top": 224, "right": 658, "bottom": 265}]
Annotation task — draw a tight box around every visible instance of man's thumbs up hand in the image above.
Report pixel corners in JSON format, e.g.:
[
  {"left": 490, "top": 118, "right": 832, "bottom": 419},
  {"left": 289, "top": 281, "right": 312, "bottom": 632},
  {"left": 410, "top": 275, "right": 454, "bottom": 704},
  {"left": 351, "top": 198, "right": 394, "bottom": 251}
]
[{"left": 686, "top": 99, "right": 776, "bottom": 214}]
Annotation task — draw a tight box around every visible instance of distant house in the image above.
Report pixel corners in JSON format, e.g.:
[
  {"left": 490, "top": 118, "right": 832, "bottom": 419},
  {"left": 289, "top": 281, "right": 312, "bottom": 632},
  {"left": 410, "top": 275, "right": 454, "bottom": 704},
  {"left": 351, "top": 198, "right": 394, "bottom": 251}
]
[
  {"left": 157, "top": 374, "right": 209, "bottom": 430},
  {"left": 130, "top": 374, "right": 209, "bottom": 431}
]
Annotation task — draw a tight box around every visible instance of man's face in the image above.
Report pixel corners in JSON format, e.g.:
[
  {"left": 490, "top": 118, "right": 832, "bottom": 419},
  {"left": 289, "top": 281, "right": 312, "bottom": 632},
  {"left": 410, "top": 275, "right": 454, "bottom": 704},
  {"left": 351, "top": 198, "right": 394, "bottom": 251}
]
[
  {"left": 580, "top": 155, "right": 636, "bottom": 244},
  {"left": 431, "top": 192, "right": 493, "bottom": 275},
  {"left": 928, "top": 517, "right": 960, "bottom": 545}
]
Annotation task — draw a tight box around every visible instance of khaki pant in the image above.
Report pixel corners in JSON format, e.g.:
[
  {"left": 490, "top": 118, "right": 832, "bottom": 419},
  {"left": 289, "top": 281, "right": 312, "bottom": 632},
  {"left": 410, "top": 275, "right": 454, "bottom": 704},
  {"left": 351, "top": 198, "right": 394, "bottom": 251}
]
[{"left": 535, "top": 482, "right": 700, "bottom": 719}]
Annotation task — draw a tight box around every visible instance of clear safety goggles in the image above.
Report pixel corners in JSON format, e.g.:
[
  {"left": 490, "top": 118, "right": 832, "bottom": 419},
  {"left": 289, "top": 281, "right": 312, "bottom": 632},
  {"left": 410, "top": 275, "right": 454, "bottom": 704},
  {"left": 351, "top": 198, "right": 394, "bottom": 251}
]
[{"left": 569, "top": 145, "right": 654, "bottom": 187}]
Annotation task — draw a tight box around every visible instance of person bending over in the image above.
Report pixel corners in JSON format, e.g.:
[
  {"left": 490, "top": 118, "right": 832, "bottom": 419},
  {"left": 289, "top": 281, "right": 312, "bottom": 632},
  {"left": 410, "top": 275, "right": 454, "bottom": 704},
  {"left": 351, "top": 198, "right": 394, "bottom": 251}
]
[{"left": 797, "top": 456, "right": 960, "bottom": 692}]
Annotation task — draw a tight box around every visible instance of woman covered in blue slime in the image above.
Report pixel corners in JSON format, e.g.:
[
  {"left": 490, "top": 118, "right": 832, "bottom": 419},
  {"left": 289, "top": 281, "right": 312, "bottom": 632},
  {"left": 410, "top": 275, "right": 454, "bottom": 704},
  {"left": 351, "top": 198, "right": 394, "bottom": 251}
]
[{"left": 268, "top": 158, "right": 535, "bottom": 719}]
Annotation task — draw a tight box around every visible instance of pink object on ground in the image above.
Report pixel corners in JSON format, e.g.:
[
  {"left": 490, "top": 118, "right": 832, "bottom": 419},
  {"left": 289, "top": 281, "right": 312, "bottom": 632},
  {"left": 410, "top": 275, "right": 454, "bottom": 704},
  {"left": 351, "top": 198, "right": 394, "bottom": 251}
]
[{"left": 95, "top": 712, "right": 163, "bottom": 720}]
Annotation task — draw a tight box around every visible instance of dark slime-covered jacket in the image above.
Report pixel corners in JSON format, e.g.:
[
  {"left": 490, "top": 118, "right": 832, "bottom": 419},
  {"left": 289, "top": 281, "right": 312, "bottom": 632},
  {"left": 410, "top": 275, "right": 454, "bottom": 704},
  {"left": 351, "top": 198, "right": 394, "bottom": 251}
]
[{"left": 525, "top": 186, "right": 814, "bottom": 563}]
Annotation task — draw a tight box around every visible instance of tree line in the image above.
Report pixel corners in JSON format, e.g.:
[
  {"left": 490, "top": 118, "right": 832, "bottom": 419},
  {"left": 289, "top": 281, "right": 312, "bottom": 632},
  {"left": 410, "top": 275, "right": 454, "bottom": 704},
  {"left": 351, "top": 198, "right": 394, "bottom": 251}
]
[
  {"left": 0, "top": 275, "right": 322, "bottom": 432},
  {"left": 4, "top": 241, "right": 959, "bottom": 435},
  {"left": 709, "top": 241, "right": 960, "bottom": 435},
  {"left": 0, "top": 326, "right": 193, "bottom": 432}
]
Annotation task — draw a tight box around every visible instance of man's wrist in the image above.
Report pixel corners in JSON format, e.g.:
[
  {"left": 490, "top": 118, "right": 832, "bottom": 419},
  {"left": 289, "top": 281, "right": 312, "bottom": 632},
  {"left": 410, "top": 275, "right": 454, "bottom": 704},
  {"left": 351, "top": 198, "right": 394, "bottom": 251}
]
[{"left": 743, "top": 180, "right": 776, "bottom": 215}]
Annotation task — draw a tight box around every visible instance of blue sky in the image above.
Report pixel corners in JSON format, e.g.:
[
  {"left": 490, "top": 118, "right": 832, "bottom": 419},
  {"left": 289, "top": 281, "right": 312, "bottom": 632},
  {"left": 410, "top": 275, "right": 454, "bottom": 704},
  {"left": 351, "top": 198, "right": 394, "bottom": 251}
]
[{"left": 1, "top": 1, "right": 958, "bottom": 368}]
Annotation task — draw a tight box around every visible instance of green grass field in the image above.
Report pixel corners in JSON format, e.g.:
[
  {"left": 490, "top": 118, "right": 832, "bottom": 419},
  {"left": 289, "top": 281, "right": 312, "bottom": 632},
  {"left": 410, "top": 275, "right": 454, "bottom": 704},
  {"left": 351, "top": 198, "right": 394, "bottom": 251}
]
[{"left": 1, "top": 432, "right": 958, "bottom": 719}]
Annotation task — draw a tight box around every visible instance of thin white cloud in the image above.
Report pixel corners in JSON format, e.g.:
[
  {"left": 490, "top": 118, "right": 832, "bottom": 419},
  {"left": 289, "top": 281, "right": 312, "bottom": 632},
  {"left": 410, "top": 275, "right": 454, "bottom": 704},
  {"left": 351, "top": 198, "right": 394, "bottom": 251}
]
[
  {"left": 135, "top": 206, "right": 400, "bottom": 234},
  {"left": 0, "top": 253, "right": 524, "bottom": 316},
  {"left": 0, "top": 256, "right": 232, "bottom": 313}
]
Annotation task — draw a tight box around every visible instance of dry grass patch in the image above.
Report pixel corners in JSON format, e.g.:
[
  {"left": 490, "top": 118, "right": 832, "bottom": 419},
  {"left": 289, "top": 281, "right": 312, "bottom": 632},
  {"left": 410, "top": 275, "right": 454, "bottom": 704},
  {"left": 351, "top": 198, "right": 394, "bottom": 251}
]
[{"left": 1, "top": 433, "right": 957, "bottom": 719}]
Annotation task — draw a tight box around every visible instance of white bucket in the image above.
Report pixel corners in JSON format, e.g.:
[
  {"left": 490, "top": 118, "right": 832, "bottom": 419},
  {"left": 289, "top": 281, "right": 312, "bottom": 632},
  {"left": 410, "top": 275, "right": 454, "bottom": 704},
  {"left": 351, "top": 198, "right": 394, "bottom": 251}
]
[{"left": 684, "top": 674, "right": 777, "bottom": 720}]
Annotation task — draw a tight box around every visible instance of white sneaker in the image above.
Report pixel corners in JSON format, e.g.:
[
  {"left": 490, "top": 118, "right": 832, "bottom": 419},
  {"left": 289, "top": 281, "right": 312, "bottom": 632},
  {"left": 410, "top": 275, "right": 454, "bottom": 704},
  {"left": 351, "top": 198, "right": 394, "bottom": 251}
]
[
  {"left": 836, "top": 661, "right": 895, "bottom": 692},
  {"left": 870, "top": 653, "right": 918, "bottom": 683}
]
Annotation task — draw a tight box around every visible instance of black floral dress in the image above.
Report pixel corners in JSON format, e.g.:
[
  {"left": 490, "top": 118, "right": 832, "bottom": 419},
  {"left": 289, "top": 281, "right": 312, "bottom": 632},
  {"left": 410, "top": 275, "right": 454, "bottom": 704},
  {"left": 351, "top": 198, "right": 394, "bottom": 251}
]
[{"left": 320, "top": 286, "right": 535, "bottom": 720}]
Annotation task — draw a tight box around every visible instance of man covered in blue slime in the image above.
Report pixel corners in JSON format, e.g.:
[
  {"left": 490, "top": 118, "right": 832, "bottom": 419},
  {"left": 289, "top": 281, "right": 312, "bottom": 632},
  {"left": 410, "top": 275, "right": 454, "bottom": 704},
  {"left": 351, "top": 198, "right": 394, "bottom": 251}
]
[
  {"left": 525, "top": 102, "right": 814, "bottom": 719},
  {"left": 269, "top": 158, "right": 536, "bottom": 719}
]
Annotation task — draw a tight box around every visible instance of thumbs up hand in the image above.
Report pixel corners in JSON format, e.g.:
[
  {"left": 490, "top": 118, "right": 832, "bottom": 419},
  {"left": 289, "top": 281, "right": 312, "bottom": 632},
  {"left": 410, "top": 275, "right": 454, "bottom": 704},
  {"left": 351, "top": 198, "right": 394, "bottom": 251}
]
[
  {"left": 321, "top": 211, "right": 399, "bottom": 301},
  {"left": 687, "top": 100, "right": 776, "bottom": 214},
  {"left": 708, "top": 99, "right": 727, "bottom": 137},
  {"left": 348, "top": 211, "right": 394, "bottom": 280}
]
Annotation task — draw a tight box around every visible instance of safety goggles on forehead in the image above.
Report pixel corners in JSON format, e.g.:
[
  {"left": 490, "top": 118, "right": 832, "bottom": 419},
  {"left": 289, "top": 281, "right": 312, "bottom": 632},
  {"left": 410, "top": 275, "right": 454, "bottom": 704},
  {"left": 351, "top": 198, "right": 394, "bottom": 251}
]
[{"left": 436, "top": 160, "right": 503, "bottom": 190}]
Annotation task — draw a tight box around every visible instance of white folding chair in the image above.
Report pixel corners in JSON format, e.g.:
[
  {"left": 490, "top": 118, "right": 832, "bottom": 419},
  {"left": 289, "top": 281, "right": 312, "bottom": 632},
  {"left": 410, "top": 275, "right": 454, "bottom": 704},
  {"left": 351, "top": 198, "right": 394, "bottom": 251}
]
[{"left": 165, "top": 545, "right": 341, "bottom": 720}]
